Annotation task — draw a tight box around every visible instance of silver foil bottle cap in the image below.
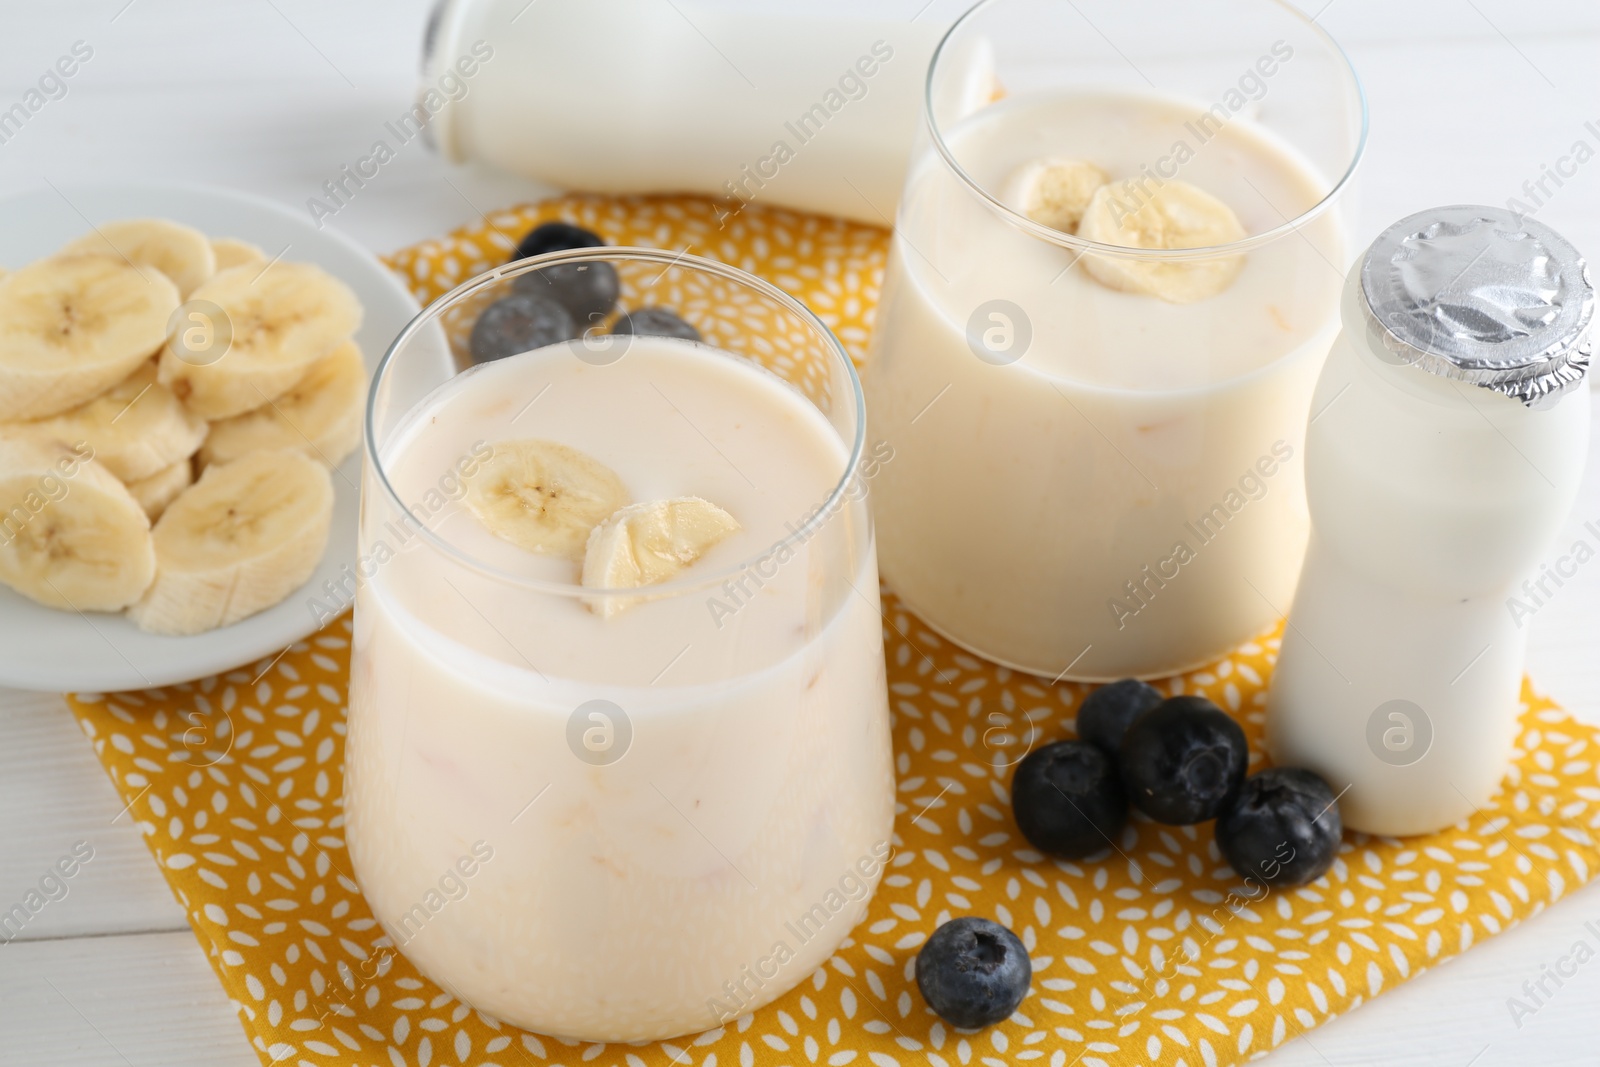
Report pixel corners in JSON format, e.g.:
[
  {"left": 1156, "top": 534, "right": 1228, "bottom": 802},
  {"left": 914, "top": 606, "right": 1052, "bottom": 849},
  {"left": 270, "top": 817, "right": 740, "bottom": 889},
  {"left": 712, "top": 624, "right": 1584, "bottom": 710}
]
[{"left": 1359, "top": 205, "right": 1593, "bottom": 409}]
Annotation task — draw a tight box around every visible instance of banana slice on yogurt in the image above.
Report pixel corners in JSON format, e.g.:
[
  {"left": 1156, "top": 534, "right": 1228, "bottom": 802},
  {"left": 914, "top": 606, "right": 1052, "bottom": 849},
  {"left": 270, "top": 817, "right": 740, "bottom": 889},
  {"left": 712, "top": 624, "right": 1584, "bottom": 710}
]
[
  {"left": 1013, "top": 158, "right": 1110, "bottom": 234},
  {"left": 1077, "top": 178, "right": 1248, "bottom": 303},
  {"left": 463, "top": 439, "right": 629, "bottom": 559},
  {"left": 582, "top": 497, "right": 739, "bottom": 618}
]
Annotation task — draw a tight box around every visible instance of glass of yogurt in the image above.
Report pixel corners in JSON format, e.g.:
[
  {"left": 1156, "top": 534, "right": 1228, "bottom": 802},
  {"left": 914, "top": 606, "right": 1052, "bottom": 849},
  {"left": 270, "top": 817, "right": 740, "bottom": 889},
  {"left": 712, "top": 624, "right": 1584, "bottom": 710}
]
[
  {"left": 347, "top": 248, "right": 894, "bottom": 1041},
  {"left": 865, "top": 0, "right": 1366, "bottom": 680}
]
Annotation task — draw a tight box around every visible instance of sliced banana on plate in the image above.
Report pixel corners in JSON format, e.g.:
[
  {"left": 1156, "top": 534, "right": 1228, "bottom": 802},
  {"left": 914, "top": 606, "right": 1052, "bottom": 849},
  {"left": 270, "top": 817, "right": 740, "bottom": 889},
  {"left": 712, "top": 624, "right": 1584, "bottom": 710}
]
[
  {"left": 1013, "top": 158, "right": 1110, "bottom": 234},
  {"left": 158, "top": 261, "right": 363, "bottom": 420},
  {"left": 1077, "top": 178, "right": 1248, "bottom": 303},
  {"left": 0, "top": 436, "right": 156, "bottom": 612},
  {"left": 128, "top": 449, "right": 334, "bottom": 636},
  {"left": 11, "top": 361, "right": 207, "bottom": 482},
  {"left": 0, "top": 216, "right": 371, "bottom": 633},
  {"left": 210, "top": 237, "right": 266, "bottom": 272},
  {"left": 124, "top": 457, "right": 193, "bottom": 522},
  {"left": 463, "top": 439, "right": 629, "bottom": 559},
  {"left": 61, "top": 218, "right": 217, "bottom": 299},
  {"left": 0, "top": 255, "right": 180, "bottom": 420},
  {"left": 582, "top": 497, "right": 740, "bottom": 618},
  {"left": 200, "top": 340, "right": 364, "bottom": 469}
]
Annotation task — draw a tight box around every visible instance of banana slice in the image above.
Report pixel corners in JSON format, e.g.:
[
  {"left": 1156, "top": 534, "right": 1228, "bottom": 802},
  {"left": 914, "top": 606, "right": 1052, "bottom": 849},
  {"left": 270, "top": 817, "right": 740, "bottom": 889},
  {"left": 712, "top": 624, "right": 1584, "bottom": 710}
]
[
  {"left": 211, "top": 237, "right": 266, "bottom": 272},
  {"left": 1077, "top": 179, "right": 1248, "bottom": 303},
  {"left": 10, "top": 361, "right": 207, "bottom": 482},
  {"left": 124, "top": 457, "right": 193, "bottom": 522},
  {"left": 462, "top": 439, "right": 628, "bottom": 559},
  {"left": 581, "top": 497, "right": 740, "bottom": 618},
  {"left": 1013, "top": 158, "right": 1109, "bottom": 233},
  {"left": 0, "top": 255, "right": 180, "bottom": 420},
  {"left": 199, "top": 340, "right": 365, "bottom": 469},
  {"left": 158, "top": 261, "right": 363, "bottom": 420},
  {"left": 0, "top": 436, "right": 155, "bottom": 612},
  {"left": 61, "top": 218, "right": 216, "bottom": 298},
  {"left": 128, "top": 449, "right": 334, "bottom": 635}
]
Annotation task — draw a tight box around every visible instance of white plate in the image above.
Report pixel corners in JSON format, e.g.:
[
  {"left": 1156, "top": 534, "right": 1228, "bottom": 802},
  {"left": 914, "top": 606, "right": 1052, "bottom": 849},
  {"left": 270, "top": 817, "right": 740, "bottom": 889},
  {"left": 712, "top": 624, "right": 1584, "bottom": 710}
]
[{"left": 0, "top": 184, "right": 421, "bottom": 692}]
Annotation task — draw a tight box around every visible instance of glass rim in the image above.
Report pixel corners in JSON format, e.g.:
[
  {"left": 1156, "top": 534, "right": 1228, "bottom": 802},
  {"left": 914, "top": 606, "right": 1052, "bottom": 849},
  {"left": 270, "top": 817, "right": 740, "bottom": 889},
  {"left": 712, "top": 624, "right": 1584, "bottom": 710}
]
[
  {"left": 924, "top": 0, "right": 1369, "bottom": 260},
  {"left": 365, "top": 246, "right": 868, "bottom": 600}
]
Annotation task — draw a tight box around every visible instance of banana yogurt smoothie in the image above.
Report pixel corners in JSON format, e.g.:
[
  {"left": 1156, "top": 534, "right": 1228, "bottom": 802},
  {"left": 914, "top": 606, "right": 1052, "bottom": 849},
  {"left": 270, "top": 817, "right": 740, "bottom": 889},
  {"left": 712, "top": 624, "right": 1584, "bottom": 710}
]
[
  {"left": 346, "top": 334, "right": 894, "bottom": 1041},
  {"left": 866, "top": 88, "right": 1346, "bottom": 679}
]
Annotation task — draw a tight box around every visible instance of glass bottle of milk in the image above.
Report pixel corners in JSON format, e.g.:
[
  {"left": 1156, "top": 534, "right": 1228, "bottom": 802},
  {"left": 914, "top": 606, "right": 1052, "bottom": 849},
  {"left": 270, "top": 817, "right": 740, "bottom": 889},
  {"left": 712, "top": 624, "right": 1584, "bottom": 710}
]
[
  {"left": 1266, "top": 205, "right": 1592, "bottom": 837},
  {"left": 416, "top": 0, "right": 995, "bottom": 224}
]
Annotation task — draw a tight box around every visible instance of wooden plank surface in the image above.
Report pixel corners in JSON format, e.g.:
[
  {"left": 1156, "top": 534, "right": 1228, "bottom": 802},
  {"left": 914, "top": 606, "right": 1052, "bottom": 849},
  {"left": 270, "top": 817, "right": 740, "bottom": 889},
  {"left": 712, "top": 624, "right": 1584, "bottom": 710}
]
[{"left": 0, "top": 932, "right": 260, "bottom": 1066}]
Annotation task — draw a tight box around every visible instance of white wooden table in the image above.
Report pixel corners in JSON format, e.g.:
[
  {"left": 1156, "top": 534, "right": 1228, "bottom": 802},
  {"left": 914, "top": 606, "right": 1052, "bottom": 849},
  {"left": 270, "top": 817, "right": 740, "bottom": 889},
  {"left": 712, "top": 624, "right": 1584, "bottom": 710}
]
[{"left": 1, "top": 1, "right": 1598, "bottom": 1063}]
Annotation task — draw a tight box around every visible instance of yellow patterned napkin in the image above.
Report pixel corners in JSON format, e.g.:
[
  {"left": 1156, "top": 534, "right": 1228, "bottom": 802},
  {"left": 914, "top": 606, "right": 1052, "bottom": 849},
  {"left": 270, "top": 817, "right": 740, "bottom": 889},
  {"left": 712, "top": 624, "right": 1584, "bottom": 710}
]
[{"left": 68, "top": 195, "right": 1600, "bottom": 1067}]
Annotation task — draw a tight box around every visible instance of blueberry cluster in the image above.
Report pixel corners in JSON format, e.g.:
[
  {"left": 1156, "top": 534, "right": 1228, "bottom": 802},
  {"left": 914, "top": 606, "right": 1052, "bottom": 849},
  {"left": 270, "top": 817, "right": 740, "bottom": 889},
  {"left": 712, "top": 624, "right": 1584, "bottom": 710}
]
[
  {"left": 916, "top": 680, "right": 1344, "bottom": 1032},
  {"left": 1012, "top": 678, "right": 1343, "bottom": 884},
  {"left": 467, "top": 222, "right": 701, "bottom": 364}
]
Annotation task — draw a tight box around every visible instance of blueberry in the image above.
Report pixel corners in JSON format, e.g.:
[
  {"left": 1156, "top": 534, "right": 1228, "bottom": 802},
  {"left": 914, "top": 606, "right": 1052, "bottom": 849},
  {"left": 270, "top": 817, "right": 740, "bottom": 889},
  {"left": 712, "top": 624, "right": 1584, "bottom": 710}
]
[
  {"left": 506, "top": 222, "right": 618, "bottom": 326},
  {"left": 612, "top": 307, "right": 701, "bottom": 342},
  {"left": 468, "top": 293, "right": 575, "bottom": 364},
  {"left": 513, "top": 260, "right": 621, "bottom": 327},
  {"left": 916, "top": 917, "right": 1031, "bottom": 1029},
  {"left": 1010, "top": 741, "right": 1125, "bottom": 858},
  {"left": 1118, "top": 695, "right": 1247, "bottom": 825},
  {"left": 509, "top": 221, "right": 605, "bottom": 262},
  {"left": 1076, "top": 678, "right": 1163, "bottom": 754},
  {"left": 1217, "top": 767, "right": 1342, "bottom": 888}
]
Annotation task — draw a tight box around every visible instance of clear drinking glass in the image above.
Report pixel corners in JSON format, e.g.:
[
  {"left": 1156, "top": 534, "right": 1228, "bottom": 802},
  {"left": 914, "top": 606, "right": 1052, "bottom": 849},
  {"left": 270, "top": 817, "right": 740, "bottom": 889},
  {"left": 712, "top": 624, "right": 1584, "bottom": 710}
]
[
  {"left": 865, "top": 0, "right": 1366, "bottom": 680},
  {"left": 347, "top": 248, "right": 894, "bottom": 1042}
]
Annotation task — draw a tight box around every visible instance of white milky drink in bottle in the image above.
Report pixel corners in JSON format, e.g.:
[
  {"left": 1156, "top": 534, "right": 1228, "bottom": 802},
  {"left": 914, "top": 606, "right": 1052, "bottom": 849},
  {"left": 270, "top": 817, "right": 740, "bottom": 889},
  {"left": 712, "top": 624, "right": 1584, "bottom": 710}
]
[
  {"left": 1267, "top": 206, "right": 1592, "bottom": 837},
  {"left": 418, "top": 0, "right": 997, "bottom": 224}
]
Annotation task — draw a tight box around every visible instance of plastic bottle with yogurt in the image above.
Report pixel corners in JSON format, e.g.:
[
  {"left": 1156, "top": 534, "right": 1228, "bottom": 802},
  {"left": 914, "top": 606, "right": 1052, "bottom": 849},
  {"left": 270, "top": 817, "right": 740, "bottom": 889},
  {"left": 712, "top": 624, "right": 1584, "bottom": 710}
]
[{"left": 1266, "top": 206, "right": 1592, "bottom": 837}]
